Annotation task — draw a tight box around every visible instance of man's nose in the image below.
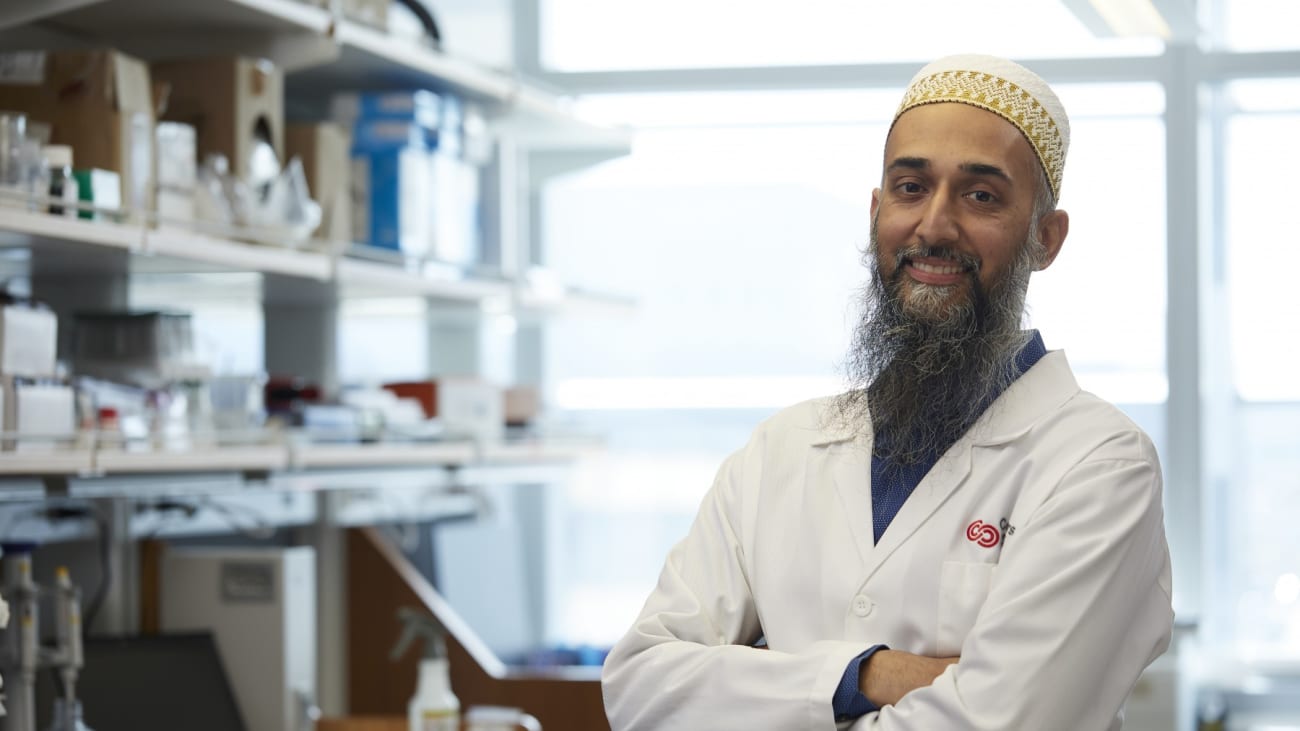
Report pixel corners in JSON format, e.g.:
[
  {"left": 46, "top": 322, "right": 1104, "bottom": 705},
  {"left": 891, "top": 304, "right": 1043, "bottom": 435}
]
[{"left": 915, "top": 191, "right": 959, "bottom": 246}]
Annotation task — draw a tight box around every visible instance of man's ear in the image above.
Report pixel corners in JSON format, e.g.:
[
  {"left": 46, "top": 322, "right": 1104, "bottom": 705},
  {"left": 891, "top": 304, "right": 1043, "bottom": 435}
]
[
  {"left": 870, "top": 188, "right": 881, "bottom": 219},
  {"left": 1035, "top": 209, "right": 1069, "bottom": 270}
]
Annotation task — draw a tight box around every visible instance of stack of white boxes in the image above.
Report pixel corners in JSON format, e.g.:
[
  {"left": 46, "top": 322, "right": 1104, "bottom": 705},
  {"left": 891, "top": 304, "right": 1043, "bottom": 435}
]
[{"left": 0, "top": 301, "right": 72, "bottom": 450}]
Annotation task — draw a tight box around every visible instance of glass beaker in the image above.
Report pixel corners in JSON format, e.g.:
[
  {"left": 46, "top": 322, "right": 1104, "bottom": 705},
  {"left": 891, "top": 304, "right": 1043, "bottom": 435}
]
[{"left": 0, "top": 112, "right": 27, "bottom": 186}]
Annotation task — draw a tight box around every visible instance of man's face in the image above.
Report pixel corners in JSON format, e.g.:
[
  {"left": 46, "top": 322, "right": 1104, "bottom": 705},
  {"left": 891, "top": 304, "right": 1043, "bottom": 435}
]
[{"left": 870, "top": 102, "right": 1053, "bottom": 321}]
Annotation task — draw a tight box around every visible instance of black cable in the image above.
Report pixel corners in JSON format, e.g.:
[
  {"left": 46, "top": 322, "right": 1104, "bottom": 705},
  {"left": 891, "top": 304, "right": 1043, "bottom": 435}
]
[
  {"left": 81, "top": 509, "right": 111, "bottom": 634},
  {"left": 136, "top": 498, "right": 200, "bottom": 541},
  {"left": 394, "top": 0, "right": 442, "bottom": 47}
]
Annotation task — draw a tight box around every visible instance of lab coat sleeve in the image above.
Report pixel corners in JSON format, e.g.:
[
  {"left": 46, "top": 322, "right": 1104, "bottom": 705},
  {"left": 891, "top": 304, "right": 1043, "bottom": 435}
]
[
  {"left": 602, "top": 441, "right": 870, "bottom": 731},
  {"left": 857, "top": 432, "right": 1174, "bottom": 730}
]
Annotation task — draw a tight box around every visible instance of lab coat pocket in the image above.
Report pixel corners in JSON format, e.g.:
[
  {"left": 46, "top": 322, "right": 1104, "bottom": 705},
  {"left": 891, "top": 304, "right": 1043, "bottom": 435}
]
[{"left": 936, "top": 561, "right": 997, "bottom": 656}]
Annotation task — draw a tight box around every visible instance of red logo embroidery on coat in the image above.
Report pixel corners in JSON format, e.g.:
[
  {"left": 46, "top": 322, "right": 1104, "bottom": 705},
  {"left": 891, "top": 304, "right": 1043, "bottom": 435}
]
[{"left": 966, "top": 520, "right": 1001, "bottom": 548}]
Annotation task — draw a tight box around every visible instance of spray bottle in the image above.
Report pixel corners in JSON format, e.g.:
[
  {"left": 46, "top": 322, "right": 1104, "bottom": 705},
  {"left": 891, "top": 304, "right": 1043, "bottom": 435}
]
[{"left": 389, "top": 607, "right": 459, "bottom": 731}]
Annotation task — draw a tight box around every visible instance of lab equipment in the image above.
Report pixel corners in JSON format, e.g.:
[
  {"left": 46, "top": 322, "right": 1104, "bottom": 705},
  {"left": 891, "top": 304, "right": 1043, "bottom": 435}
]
[
  {"left": 35, "top": 633, "right": 247, "bottom": 731},
  {"left": 161, "top": 547, "right": 316, "bottom": 731},
  {"left": 0, "top": 548, "right": 90, "bottom": 731}
]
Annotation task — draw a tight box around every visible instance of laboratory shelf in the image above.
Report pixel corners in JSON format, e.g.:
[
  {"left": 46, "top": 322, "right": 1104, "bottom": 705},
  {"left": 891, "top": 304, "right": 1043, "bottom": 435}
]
[
  {"left": 189, "top": 0, "right": 335, "bottom": 34},
  {"left": 0, "top": 437, "right": 594, "bottom": 499},
  {"left": 1, "top": 0, "right": 630, "bottom": 154},
  {"left": 0, "top": 450, "right": 95, "bottom": 477},
  {"left": 0, "top": 207, "right": 623, "bottom": 311},
  {"left": 334, "top": 256, "right": 513, "bottom": 302},
  {"left": 0, "top": 208, "right": 142, "bottom": 253},
  {"left": 17, "top": 0, "right": 336, "bottom": 66},
  {"left": 321, "top": 20, "right": 516, "bottom": 103},
  {"left": 289, "top": 441, "right": 480, "bottom": 470},
  {"left": 514, "top": 284, "right": 638, "bottom": 317},
  {"left": 144, "top": 225, "right": 333, "bottom": 280},
  {"left": 492, "top": 86, "right": 633, "bottom": 153},
  {"left": 39, "top": 0, "right": 332, "bottom": 36},
  {"left": 92, "top": 444, "right": 291, "bottom": 475},
  {"left": 477, "top": 438, "right": 601, "bottom": 465},
  {"left": 0, "top": 0, "right": 106, "bottom": 33},
  {"left": 323, "top": 486, "right": 479, "bottom": 528}
]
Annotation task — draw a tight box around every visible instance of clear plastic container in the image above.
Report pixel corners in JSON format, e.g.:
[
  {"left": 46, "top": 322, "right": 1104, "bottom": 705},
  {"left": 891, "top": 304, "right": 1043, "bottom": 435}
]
[
  {"left": 0, "top": 112, "right": 25, "bottom": 183},
  {"left": 0, "top": 111, "right": 28, "bottom": 208}
]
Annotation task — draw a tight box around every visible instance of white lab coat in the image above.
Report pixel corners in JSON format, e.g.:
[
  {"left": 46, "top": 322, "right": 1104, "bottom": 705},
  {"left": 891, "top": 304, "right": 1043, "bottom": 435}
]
[{"left": 602, "top": 351, "right": 1174, "bottom": 730}]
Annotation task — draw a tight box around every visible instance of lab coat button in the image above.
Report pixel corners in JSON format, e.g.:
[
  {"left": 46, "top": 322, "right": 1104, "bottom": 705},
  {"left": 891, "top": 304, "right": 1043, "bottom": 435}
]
[{"left": 852, "top": 595, "right": 872, "bottom": 617}]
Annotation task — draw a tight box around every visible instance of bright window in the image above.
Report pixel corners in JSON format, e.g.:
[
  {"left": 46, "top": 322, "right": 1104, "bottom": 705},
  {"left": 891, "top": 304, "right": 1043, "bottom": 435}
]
[
  {"left": 1207, "top": 78, "right": 1300, "bottom": 659},
  {"left": 1218, "top": 0, "right": 1300, "bottom": 51},
  {"left": 542, "top": 83, "right": 1167, "bottom": 647}
]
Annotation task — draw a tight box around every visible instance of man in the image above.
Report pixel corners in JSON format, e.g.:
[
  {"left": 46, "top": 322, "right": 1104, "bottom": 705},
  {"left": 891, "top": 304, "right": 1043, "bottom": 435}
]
[{"left": 601, "top": 54, "right": 1174, "bottom": 730}]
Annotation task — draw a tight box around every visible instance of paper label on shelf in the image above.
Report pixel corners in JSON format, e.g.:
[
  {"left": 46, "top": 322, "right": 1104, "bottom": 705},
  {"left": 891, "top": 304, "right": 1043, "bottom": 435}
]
[{"left": 0, "top": 52, "right": 45, "bottom": 85}]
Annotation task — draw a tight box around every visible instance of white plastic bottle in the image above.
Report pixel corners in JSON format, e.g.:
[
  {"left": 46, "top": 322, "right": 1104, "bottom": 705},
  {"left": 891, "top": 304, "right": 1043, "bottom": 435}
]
[
  {"left": 408, "top": 656, "right": 459, "bottom": 731},
  {"left": 42, "top": 144, "right": 78, "bottom": 218},
  {"left": 390, "top": 607, "right": 460, "bottom": 731}
]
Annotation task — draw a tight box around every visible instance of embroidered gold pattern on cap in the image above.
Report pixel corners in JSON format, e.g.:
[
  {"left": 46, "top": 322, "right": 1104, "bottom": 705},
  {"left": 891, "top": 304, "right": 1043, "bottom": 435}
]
[{"left": 896, "top": 70, "right": 1065, "bottom": 199}]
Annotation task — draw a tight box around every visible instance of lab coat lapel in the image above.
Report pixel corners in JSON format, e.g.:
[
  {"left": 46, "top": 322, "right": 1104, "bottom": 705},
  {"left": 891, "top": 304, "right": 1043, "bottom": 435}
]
[
  {"left": 813, "top": 401, "right": 976, "bottom": 579},
  {"left": 822, "top": 438, "right": 876, "bottom": 568},
  {"left": 860, "top": 439, "right": 976, "bottom": 581},
  {"left": 852, "top": 351, "right": 1077, "bottom": 580}
]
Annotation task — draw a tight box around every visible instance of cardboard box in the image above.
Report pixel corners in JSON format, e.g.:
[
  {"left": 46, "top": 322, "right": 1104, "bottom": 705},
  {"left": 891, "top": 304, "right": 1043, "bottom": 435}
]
[
  {"left": 504, "top": 385, "right": 540, "bottom": 426},
  {"left": 1, "top": 378, "right": 76, "bottom": 452},
  {"left": 383, "top": 378, "right": 504, "bottom": 441},
  {"left": 286, "top": 122, "right": 351, "bottom": 248},
  {"left": 0, "top": 50, "right": 155, "bottom": 219},
  {"left": 152, "top": 57, "right": 284, "bottom": 187},
  {"left": 73, "top": 168, "right": 122, "bottom": 220}
]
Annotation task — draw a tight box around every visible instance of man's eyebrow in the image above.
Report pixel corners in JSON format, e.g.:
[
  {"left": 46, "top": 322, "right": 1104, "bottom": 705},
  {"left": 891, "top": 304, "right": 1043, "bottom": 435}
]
[
  {"left": 885, "top": 156, "right": 929, "bottom": 173},
  {"left": 960, "top": 162, "right": 1013, "bottom": 183}
]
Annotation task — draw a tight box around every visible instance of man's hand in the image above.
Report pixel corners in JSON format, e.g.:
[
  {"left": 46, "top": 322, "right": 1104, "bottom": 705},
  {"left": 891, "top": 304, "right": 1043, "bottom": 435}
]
[{"left": 860, "top": 650, "right": 960, "bottom": 707}]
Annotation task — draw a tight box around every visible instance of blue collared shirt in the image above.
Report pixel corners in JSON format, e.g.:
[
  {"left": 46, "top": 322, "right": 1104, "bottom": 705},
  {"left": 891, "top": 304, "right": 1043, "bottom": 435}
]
[{"left": 832, "top": 331, "right": 1048, "bottom": 722}]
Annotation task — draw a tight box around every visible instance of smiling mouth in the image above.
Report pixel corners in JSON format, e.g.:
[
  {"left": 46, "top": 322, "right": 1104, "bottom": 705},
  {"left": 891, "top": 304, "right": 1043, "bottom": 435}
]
[
  {"left": 908, "top": 260, "right": 967, "bottom": 276},
  {"left": 897, "top": 249, "right": 978, "bottom": 288}
]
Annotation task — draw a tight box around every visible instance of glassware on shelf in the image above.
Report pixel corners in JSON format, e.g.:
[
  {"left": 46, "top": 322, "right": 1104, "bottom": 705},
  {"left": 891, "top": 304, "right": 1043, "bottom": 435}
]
[{"left": 0, "top": 111, "right": 28, "bottom": 207}]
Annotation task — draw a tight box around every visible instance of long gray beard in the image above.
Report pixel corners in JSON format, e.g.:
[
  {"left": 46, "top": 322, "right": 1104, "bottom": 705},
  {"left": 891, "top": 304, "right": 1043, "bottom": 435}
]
[{"left": 837, "top": 220, "right": 1043, "bottom": 466}]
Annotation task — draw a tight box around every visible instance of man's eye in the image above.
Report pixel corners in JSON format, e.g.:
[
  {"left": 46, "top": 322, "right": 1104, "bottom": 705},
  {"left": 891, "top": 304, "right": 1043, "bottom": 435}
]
[
  {"left": 968, "top": 190, "right": 996, "bottom": 203},
  {"left": 899, "top": 182, "right": 923, "bottom": 194}
]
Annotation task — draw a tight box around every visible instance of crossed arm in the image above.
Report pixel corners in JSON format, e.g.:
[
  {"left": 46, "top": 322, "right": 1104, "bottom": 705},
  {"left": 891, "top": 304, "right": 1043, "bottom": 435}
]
[
  {"left": 862, "top": 651, "right": 960, "bottom": 708},
  {"left": 602, "top": 443, "right": 1172, "bottom": 730}
]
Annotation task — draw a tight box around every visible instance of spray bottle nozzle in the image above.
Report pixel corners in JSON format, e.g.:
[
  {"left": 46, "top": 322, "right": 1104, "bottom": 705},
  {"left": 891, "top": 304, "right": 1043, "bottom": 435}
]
[{"left": 389, "top": 606, "right": 449, "bottom": 663}]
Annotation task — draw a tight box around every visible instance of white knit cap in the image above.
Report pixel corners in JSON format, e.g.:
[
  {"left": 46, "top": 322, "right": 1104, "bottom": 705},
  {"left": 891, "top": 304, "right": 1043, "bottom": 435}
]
[{"left": 893, "top": 54, "right": 1070, "bottom": 200}]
